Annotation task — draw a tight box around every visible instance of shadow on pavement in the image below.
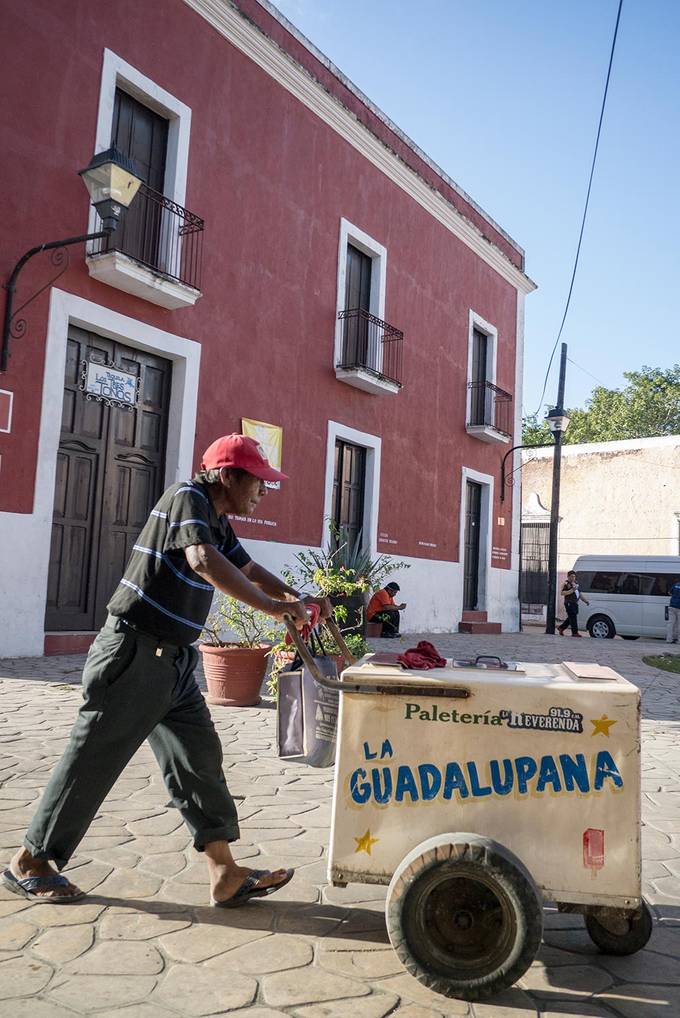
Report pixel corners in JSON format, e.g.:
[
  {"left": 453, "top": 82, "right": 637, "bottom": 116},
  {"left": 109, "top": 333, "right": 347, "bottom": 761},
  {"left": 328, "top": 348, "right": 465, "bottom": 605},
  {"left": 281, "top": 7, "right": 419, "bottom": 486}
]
[
  {"left": 84, "top": 893, "right": 390, "bottom": 943},
  {"left": 77, "top": 894, "right": 680, "bottom": 1015}
]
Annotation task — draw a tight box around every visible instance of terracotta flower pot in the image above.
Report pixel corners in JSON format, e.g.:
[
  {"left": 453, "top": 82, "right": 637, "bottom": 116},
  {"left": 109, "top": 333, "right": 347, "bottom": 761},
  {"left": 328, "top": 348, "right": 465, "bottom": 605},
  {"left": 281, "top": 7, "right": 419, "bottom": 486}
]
[{"left": 199, "top": 643, "right": 270, "bottom": 707}]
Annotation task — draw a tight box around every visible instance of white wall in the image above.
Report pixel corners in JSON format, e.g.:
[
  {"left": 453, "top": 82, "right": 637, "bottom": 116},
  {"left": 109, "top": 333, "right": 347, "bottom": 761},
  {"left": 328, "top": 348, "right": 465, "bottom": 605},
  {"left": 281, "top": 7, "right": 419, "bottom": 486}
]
[
  {"left": 0, "top": 513, "right": 53, "bottom": 657},
  {"left": 522, "top": 436, "right": 680, "bottom": 570},
  {"left": 0, "top": 289, "right": 200, "bottom": 659},
  {"left": 1, "top": 527, "right": 519, "bottom": 660},
  {"left": 239, "top": 537, "right": 518, "bottom": 634}
]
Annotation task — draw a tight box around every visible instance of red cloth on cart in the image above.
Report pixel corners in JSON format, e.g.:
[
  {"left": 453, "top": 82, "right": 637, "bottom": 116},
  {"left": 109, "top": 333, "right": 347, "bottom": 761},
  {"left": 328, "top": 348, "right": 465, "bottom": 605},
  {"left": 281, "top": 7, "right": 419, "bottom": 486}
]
[
  {"left": 398, "top": 640, "right": 446, "bottom": 669},
  {"left": 284, "top": 602, "right": 321, "bottom": 644}
]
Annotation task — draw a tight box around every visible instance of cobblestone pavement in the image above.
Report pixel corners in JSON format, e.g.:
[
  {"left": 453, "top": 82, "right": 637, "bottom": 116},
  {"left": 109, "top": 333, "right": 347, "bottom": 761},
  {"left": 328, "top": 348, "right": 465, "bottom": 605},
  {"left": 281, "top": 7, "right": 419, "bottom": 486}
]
[{"left": 0, "top": 630, "right": 679, "bottom": 1017}]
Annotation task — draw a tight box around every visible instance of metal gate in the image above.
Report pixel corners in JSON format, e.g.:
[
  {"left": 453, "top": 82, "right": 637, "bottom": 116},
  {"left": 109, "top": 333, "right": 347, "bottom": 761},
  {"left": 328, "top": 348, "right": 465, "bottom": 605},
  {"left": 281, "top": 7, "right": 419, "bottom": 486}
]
[{"left": 520, "top": 521, "right": 550, "bottom": 607}]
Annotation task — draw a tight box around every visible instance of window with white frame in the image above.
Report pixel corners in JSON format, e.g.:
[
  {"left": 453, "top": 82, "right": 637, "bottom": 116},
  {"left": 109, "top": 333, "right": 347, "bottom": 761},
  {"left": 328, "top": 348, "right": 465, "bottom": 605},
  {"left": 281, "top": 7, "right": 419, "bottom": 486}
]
[
  {"left": 94, "top": 50, "right": 192, "bottom": 212},
  {"left": 86, "top": 50, "right": 202, "bottom": 307},
  {"left": 465, "top": 311, "right": 511, "bottom": 439},
  {"left": 323, "top": 421, "right": 381, "bottom": 557},
  {"left": 334, "top": 219, "right": 387, "bottom": 371}
]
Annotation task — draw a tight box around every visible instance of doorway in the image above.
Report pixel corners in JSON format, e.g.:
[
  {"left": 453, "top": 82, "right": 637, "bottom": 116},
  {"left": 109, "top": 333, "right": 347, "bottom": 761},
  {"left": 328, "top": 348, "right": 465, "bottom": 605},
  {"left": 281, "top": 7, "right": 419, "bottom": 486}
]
[
  {"left": 342, "top": 243, "right": 372, "bottom": 367},
  {"left": 110, "top": 88, "right": 168, "bottom": 269},
  {"left": 332, "top": 439, "right": 367, "bottom": 552},
  {"left": 463, "top": 480, "right": 483, "bottom": 610},
  {"left": 45, "top": 326, "right": 171, "bottom": 632},
  {"left": 520, "top": 521, "right": 550, "bottom": 609}
]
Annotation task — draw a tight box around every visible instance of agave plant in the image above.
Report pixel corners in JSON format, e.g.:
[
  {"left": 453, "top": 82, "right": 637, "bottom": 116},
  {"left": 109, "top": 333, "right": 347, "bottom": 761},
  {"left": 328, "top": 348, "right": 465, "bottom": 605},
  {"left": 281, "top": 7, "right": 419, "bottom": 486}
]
[{"left": 288, "top": 521, "right": 409, "bottom": 595}]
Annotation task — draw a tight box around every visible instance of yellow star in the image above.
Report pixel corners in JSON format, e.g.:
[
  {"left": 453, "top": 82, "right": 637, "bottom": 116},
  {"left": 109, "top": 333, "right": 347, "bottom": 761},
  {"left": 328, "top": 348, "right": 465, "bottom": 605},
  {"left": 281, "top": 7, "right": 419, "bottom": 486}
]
[
  {"left": 590, "top": 715, "right": 617, "bottom": 737},
  {"left": 354, "top": 829, "right": 379, "bottom": 855}
]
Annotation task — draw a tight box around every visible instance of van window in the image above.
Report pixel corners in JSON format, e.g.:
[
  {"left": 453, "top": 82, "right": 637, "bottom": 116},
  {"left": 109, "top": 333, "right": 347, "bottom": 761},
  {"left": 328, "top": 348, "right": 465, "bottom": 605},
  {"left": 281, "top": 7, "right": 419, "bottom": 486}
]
[
  {"left": 580, "top": 570, "right": 680, "bottom": 597},
  {"left": 619, "top": 574, "right": 640, "bottom": 595},
  {"left": 649, "top": 573, "right": 680, "bottom": 596},
  {"left": 587, "top": 572, "right": 620, "bottom": 593},
  {"left": 581, "top": 571, "right": 640, "bottom": 595}
]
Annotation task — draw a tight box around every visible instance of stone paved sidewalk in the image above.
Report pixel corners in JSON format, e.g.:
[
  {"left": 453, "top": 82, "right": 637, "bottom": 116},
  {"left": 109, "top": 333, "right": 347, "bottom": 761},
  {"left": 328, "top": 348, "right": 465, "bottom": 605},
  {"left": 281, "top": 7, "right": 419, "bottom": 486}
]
[{"left": 0, "top": 631, "right": 679, "bottom": 1018}]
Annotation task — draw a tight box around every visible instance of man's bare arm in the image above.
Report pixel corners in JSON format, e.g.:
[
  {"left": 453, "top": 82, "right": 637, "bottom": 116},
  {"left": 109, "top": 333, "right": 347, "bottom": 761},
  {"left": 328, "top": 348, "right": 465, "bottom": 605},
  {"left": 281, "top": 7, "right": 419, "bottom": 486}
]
[
  {"left": 242, "top": 561, "right": 332, "bottom": 620},
  {"left": 241, "top": 561, "right": 300, "bottom": 600},
  {"left": 185, "top": 545, "right": 307, "bottom": 624}
]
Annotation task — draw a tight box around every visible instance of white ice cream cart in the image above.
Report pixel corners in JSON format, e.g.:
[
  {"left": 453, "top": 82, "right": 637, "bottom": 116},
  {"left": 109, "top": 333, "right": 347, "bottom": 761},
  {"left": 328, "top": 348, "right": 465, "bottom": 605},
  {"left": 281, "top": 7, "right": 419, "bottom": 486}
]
[{"left": 286, "top": 634, "right": 652, "bottom": 1002}]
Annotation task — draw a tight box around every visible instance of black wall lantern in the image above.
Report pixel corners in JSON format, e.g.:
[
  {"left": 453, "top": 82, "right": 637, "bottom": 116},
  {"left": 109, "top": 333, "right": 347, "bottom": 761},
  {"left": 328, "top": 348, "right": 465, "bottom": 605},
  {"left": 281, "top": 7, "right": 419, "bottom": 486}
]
[{"left": 1, "top": 148, "right": 142, "bottom": 372}]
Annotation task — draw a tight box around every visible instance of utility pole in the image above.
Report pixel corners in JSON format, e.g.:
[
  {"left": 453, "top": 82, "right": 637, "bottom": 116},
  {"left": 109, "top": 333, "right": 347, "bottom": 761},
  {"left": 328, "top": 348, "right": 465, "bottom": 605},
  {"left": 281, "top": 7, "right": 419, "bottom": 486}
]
[{"left": 545, "top": 344, "right": 568, "bottom": 634}]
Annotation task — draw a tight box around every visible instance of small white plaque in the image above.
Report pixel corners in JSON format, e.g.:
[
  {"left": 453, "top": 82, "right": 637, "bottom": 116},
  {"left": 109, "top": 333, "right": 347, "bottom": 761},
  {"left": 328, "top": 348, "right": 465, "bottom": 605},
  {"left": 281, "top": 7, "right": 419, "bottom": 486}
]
[{"left": 84, "top": 362, "right": 138, "bottom": 408}]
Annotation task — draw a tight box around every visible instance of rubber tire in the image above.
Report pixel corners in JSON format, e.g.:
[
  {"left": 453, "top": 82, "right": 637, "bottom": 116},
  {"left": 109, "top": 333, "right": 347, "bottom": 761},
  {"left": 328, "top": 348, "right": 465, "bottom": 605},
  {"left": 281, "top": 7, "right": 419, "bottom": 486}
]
[
  {"left": 621, "top": 635, "right": 640, "bottom": 641},
  {"left": 385, "top": 833, "right": 543, "bottom": 1001},
  {"left": 587, "top": 615, "right": 616, "bottom": 639},
  {"left": 585, "top": 899, "right": 653, "bottom": 955}
]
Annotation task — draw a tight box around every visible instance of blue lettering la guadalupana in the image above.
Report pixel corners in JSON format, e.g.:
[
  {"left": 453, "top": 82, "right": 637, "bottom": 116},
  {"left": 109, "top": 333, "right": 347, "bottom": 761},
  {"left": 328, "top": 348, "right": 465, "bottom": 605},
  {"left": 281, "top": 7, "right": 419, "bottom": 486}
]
[{"left": 348, "top": 751, "right": 623, "bottom": 806}]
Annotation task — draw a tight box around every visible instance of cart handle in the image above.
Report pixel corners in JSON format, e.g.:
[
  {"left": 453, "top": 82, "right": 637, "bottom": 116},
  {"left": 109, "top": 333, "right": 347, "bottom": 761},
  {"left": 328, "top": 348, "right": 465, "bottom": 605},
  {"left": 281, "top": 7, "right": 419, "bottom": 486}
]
[
  {"left": 282, "top": 617, "right": 470, "bottom": 698},
  {"left": 474, "top": 655, "right": 507, "bottom": 669},
  {"left": 282, "top": 614, "right": 356, "bottom": 681}
]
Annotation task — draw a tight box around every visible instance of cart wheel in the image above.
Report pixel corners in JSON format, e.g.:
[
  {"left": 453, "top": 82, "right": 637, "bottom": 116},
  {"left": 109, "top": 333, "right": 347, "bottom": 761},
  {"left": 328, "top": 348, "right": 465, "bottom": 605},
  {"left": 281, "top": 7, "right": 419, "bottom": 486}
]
[
  {"left": 585, "top": 900, "right": 653, "bottom": 955},
  {"left": 385, "top": 833, "right": 543, "bottom": 1001}
]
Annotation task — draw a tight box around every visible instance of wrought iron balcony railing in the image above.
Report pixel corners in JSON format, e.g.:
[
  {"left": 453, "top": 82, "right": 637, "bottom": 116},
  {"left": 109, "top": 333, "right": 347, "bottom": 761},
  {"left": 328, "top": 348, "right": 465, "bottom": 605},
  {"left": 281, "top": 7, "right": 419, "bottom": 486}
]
[
  {"left": 337, "top": 308, "right": 403, "bottom": 387},
  {"left": 90, "top": 183, "right": 204, "bottom": 291},
  {"left": 467, "top": 380, "right": 513, "bottom": 437}
]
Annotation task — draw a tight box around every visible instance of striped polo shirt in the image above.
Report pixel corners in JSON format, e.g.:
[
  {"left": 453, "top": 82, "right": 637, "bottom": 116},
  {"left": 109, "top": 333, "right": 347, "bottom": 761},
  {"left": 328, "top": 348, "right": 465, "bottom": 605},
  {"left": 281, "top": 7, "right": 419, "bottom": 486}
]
[{"left": 107, "top": 480, "right": 251, "bottom": 644}]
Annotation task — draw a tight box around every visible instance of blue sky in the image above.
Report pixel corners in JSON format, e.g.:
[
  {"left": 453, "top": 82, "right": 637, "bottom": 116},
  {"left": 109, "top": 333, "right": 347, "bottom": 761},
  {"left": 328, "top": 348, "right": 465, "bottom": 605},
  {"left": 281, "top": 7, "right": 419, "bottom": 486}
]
[{"left": 272, "top": 0, "right": 680, "bottom": 416}]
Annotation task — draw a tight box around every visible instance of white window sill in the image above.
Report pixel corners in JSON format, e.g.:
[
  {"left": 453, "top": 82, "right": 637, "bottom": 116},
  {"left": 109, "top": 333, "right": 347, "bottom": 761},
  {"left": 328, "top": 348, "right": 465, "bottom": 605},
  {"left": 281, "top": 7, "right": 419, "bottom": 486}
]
[
  {"left": 466, "top": 423, "right": 511, "bottom": 445},
  {"left": 86, "top": 251, "right": 202, "bottom": 310},
  {"left": 335, "top": 366, "right": 400, "bottom": 395}
]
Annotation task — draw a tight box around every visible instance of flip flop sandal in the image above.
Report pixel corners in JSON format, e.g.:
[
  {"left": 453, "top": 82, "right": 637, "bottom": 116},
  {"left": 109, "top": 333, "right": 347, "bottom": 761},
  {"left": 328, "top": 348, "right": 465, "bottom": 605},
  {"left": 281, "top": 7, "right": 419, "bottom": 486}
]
[
  {"left": 1, "top": 868, "right": 85, "bottom": 903},
  {"left": 212, "top": 868, "right": 295, "bottom": 909}
]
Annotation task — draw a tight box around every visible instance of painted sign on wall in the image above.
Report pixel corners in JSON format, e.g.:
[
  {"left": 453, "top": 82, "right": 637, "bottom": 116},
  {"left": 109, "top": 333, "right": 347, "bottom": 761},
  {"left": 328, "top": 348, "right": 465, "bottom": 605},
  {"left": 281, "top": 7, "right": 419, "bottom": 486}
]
[{"left": 241, "top": 417, "right": 283, "bottom": 490}]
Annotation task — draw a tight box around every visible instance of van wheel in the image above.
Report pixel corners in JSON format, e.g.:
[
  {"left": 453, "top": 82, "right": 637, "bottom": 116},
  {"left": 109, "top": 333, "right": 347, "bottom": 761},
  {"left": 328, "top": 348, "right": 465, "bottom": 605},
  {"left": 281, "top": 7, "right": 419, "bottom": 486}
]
[
  {"left": 621, "top": 635, "right": 640, "bottom": 641},
  {"left": 585, "top": 900, "right": 653, "bottom": 955},
  {"left": 587, "top": 615, "right": 616, "bottom": 639},
  {"left": 385, "top": 833, "right": 543, "bottom": 1001}
]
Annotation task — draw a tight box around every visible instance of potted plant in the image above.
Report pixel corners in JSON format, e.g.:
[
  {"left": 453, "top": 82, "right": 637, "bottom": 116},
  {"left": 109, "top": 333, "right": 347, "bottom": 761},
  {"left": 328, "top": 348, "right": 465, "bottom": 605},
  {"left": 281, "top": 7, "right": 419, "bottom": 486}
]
[
  {"left": 287, "top": 523, "right": 410, "bottom": 637},
  {"left": 199, "top": 595, "right": 283, "bottom": 707}
]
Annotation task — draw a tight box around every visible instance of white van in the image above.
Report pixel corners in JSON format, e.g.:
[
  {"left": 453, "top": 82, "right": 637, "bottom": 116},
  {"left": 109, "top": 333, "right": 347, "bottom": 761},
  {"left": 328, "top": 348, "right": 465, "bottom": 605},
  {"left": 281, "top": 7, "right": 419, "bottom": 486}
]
[{"left": 572, "top": 555, "right": 680, "bottom": 640}]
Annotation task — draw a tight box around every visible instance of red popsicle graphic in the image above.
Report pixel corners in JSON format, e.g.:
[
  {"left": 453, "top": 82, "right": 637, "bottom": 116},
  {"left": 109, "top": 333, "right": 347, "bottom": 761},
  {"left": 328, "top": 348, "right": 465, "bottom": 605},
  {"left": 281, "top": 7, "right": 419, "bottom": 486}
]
[{"left": 583, "top": 827, "right": 605, "bottom": 877}]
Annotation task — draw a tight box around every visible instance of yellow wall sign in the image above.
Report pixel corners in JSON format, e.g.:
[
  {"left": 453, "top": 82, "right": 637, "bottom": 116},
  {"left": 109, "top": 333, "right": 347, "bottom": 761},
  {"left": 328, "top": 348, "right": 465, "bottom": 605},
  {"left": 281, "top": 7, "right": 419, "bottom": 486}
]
[{"left": 241, "top": 418, "right": 283, "bottom": 489}]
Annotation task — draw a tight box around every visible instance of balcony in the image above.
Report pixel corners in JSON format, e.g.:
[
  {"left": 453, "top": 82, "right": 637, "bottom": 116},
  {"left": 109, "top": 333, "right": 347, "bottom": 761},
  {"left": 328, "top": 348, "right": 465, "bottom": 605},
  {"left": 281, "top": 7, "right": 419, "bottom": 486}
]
[
  {"left": 466, "top": 380, "right": 512, "bottom": 443},
  {"left": 335, "top": 308, "right": 403, "bottom": 395},
  {"left": 87, "top": 184, "right": 204, "bottom": 309}
]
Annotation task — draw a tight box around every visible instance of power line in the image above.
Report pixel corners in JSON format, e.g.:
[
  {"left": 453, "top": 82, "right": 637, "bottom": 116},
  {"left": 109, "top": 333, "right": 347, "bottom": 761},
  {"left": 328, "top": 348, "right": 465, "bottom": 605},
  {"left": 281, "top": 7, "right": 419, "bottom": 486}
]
[
  {"left": 531, "top": 0, "right": 624, "bottom": 418},
  {"left": 566, "top": 356, "right": 607, "bottom": 389}
]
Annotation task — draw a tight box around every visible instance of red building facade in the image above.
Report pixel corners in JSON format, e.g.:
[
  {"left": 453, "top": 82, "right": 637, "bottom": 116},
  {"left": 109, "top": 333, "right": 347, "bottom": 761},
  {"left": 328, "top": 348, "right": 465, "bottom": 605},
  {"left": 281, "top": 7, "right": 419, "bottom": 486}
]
[{"left": 0, "top": 0, "right": 535, "bottom": 656}]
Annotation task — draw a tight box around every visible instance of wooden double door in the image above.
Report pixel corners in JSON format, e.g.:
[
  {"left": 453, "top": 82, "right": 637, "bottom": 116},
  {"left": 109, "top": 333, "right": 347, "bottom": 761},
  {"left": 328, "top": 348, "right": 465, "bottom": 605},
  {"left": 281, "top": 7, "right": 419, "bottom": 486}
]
[{"left": 45, "top": 327, "right": 171, "bottom": 631}]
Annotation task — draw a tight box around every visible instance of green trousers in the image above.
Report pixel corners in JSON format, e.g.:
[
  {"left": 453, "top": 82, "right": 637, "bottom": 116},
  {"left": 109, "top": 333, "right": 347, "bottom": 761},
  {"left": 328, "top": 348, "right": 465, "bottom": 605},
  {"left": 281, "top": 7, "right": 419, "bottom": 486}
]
[{"left": 25, "top": 617, "right": 239, "bottom": 869}]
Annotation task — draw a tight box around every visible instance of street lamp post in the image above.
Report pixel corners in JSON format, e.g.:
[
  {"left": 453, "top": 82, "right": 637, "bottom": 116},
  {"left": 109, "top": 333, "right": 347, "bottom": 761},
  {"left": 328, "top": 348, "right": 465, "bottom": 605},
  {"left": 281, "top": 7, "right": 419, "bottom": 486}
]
[
  {"left": 545, "top": 344, "right": 570, "bottom": 634},
  {"left": 1, "top": 148, "right": 142, "bottom": 373}
]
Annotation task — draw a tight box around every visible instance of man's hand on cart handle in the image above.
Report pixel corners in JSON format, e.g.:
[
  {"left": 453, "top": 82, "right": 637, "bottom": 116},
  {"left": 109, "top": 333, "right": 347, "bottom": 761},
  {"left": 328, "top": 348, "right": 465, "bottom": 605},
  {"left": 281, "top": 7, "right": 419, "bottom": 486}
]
[
  {"left": 301, "top": 594, "right": 333, "bottom": 621},
  {"left": 269, "top": 599, "right": 309, "bottom": 628}
]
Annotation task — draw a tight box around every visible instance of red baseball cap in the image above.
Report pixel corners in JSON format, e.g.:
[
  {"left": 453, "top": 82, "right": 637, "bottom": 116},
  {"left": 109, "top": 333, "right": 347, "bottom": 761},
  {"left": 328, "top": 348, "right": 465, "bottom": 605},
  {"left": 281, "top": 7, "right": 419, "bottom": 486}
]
[{"left": 200, "top": 434, "right": 287, "bottom": 481}]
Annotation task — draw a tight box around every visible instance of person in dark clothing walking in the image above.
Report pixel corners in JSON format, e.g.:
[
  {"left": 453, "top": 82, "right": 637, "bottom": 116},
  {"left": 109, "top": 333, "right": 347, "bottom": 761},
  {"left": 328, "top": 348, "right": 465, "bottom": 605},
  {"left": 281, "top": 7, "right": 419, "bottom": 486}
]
[
  {"left": 3, "top": 435, "right": 329, "bottom": 907},
  {"left": 558, "top": 570, "right": 589, "bottom": 637}
]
